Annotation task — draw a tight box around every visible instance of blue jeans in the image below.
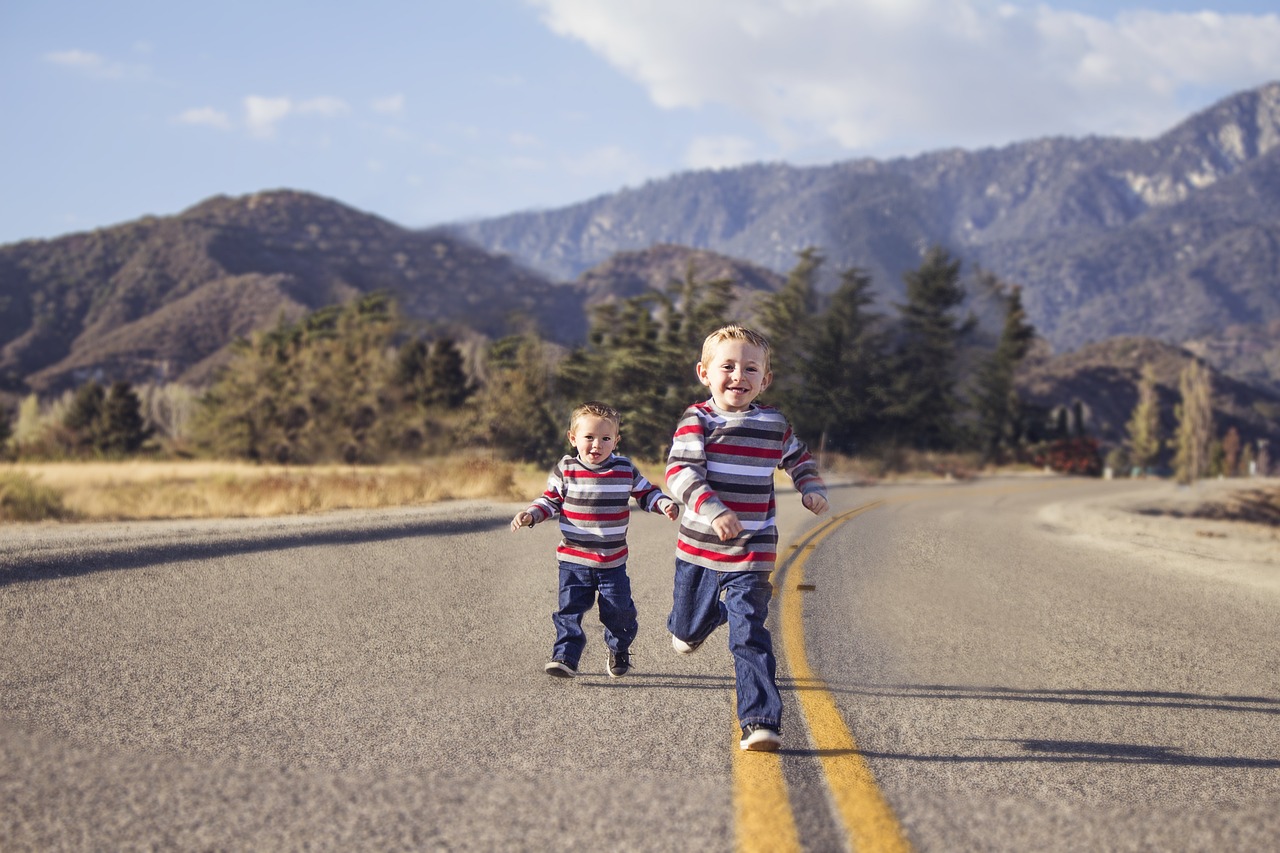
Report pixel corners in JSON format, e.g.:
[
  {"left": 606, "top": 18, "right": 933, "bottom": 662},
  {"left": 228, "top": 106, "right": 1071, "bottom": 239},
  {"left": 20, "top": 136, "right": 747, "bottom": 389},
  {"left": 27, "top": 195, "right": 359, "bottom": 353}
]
[
  {"left": 551, "top": 562, "right": 638, "bottom": 666},
  {"left": 667, "top": 558, "right": 782, "bottom": 731}
]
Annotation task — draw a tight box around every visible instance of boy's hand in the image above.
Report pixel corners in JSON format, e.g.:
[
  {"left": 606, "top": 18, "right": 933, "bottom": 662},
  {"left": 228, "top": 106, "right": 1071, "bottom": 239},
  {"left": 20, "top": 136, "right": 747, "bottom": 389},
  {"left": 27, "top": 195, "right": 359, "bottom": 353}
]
[
  {"left": 711, "top": 510, "right": 744, "bottom": 542},
  {"left": 510, "top": 511, "right": 534, "bottom": 532},
  {"left": 802, "top": 493, "right": 829, "bottom": 516},
  {"left": 661, "top": 501, "right": 680, "bottom": 521}
]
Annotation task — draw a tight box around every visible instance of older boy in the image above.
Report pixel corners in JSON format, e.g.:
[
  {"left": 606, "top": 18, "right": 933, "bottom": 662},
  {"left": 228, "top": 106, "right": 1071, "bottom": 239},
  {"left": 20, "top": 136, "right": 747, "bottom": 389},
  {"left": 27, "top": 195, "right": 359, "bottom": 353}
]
[
  {"left": 513, "top": 401, "right": 679, "bottom": 678},
  {"left": 665, "top": 325, "right": 828, "bottom": 750}
]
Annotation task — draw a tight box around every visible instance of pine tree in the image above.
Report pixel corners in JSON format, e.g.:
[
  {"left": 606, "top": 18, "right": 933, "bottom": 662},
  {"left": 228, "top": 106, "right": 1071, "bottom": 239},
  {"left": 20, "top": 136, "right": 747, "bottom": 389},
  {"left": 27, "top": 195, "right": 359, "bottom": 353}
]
[
  {"left": 64, "top": 381, "right": 106, "bottom": 454},
  {"left": 1173, "top": 359, "right": 1213, "bottom": 485},
  {"left": 101, "top": 381, "right": 148, "bottom": 455},
  {"left": 424, "top": 338, "right": 471, "bottom": 409},
  {"left": 1221, "top": 426, "right": 1241, "bottom": 477},
  {"left": 972, "top": 282, "right": 1037, "bottom": 463},
  {"left": 1125, "top": 362, "right": 1160, "bottom": 475},
  {"left": 757, "top": 247, "right": 823, "bottom": 417},
  {"left": 885, "top": 246, "right": 969, "bottom": 450},
  {"left": 797, "top": 266, "right": 889, "bottom": 456}
]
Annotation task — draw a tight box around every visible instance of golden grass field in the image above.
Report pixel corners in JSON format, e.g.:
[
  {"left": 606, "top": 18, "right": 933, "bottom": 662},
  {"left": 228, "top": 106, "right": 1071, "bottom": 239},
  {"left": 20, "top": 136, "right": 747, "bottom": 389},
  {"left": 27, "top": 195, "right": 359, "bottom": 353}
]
[{"left": 0, "top": 457, "right": 558, "bottom": 523}]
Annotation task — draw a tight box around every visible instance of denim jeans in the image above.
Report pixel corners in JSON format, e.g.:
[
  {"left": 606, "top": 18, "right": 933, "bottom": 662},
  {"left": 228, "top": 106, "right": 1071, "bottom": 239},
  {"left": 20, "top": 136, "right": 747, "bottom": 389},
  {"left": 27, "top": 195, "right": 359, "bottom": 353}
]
[
  {"left": 668, "top": 558, "right": 782, "bottom": 731},
  {"left": 551, "top": 562, "right": 638, "bottom": 666}
]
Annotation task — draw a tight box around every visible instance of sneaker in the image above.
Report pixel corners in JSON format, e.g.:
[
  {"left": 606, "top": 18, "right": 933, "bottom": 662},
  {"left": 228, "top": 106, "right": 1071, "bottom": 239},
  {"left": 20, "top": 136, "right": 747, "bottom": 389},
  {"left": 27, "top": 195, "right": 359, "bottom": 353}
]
[
  {"left": 671, "top": 634, "right": 703, "bottom": 655},
  {"left": 740, "top": 724, "right": 781, "bottom": 752},
  {"left": 544, "top": 659, "right": 577, "bottom": 678},
  {"left": 607, "top": 650, "right": 632, "bottom": 678}
]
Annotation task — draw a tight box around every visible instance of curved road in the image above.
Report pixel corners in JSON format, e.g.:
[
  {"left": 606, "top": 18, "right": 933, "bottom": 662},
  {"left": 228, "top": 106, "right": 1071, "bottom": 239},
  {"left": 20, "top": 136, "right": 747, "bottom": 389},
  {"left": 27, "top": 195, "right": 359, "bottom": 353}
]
[{"left": 2, "top": 477, "right": 1277, "bottom": 850}]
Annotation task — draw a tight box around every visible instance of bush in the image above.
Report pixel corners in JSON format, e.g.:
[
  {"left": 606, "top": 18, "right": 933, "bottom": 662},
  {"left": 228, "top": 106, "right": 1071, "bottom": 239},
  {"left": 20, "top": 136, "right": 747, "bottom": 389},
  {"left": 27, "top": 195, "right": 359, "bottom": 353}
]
[{"left": 0, "top": 471, "right": 72, "bottom": 521}]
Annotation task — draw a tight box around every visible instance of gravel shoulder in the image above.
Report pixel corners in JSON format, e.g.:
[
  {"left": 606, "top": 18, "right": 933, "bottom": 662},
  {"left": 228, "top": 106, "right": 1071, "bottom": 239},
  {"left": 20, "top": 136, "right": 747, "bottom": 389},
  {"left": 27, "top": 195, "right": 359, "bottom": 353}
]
[{"left": 1038, "top": 477, "right": 1280, "bottom": 592}]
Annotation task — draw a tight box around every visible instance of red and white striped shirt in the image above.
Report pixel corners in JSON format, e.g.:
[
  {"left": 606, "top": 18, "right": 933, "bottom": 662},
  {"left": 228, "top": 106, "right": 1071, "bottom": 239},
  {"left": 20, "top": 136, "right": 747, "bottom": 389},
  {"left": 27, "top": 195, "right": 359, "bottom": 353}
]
[
  {"left": 666, "top": 400, "right": 825, "bottom": 572},
  {"left": 526, "top": 454, "right": 675, "bottom": 570}
]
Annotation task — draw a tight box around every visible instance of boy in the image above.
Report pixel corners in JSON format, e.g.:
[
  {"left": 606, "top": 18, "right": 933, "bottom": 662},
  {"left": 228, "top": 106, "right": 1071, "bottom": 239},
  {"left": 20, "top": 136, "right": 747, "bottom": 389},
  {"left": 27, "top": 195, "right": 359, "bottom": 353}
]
[
  {"left": 665, "top": 325, "right": 828, "bottom": 751},
  {"left": 512, "top": 401, "right": 679, "bottom": 678}
]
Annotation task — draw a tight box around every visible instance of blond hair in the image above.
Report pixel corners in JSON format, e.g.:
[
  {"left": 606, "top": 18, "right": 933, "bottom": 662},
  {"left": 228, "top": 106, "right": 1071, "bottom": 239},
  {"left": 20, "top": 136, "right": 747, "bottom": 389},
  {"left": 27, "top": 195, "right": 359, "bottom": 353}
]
[
  {"left": 700, "top": 324, "right": 772, "bottom": 370},
  {"left": 569, "top": 401, "right": 621, "bottom": 434}
]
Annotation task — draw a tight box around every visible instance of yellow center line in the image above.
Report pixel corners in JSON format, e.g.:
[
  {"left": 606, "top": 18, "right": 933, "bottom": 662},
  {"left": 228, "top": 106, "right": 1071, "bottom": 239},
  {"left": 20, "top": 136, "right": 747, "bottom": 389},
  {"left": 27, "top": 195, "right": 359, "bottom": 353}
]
[
  {"left": 737, "top": 479, "right": 1081, "bottom": 850},
  {"left": 779, "top": 502, "right": 913, "bottom": 853}
]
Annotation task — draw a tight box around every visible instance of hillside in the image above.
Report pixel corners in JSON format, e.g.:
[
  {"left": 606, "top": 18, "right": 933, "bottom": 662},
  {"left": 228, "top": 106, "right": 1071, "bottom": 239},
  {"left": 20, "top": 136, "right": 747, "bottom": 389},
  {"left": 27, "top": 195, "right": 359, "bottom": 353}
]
[
  {"left": 0, "top": 191, "right": 583, "bottom": 396},
  {"left": 451, "top": 82, "right": 1280, "bottom": 394}
]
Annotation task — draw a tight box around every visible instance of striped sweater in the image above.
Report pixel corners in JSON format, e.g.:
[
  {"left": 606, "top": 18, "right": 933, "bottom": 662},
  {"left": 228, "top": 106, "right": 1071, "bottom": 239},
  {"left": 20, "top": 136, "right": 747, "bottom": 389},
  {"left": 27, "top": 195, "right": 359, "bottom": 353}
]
[
  {"left": 666, "top": 400, "right": 826, "bottom": 572},
  {"left": 526, "top": 454, "right": 675, "bottom": 569}
]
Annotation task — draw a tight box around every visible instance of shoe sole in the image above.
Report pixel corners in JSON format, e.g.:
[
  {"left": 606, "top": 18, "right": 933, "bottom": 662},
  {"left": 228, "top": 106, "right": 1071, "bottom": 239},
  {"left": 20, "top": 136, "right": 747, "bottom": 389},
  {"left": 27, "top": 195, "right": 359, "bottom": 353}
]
[
  {"left": 544, "top": 661, "right": 577, "bottom": 678},
  {"left": 740, "top": 732, "right": 782, "bottom": 751},
  {"left": 671, "top": 635, "right": 702, "bottom": 655},
  {"left": 607, "top": 666, "right": 631, "bottom": 678}
]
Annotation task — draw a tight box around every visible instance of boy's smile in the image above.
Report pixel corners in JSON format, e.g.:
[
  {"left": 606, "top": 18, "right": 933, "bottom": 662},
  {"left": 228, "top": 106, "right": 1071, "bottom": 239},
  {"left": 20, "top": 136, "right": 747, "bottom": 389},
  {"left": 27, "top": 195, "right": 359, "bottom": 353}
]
[
  {"left": 568, "top": 414, "right": 618, "bottom": 465},
  {"left": 697, "top": 340, "right": 772, "bottom": 413}
]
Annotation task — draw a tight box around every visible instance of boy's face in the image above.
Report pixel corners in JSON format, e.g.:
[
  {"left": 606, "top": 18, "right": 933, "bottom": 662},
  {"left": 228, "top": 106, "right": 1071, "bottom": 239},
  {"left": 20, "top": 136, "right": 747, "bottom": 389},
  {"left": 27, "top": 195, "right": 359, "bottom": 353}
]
[
  {"left": 568, "top": 415, "right": 618, "bottom": 465},
  {"left": 696, "top": 339, "right": 772, "bottom": 413}
]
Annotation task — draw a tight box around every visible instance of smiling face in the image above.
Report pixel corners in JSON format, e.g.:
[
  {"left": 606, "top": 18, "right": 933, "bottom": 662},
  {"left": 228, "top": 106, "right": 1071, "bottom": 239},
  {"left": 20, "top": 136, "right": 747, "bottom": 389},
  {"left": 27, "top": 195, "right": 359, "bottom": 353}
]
[
  {"left": 568, "top": 414, "right": 619, "bottom": 466},
  {"left": 697, "top": 338, "right": 772, "bottom": 413}
]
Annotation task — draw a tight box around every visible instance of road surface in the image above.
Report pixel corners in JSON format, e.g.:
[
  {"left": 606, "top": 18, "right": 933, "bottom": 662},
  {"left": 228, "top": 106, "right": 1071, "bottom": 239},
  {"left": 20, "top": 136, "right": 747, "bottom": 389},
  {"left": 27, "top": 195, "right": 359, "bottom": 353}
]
[{"left": 2, "top": 476, "right": 1277, "bottom": 850}]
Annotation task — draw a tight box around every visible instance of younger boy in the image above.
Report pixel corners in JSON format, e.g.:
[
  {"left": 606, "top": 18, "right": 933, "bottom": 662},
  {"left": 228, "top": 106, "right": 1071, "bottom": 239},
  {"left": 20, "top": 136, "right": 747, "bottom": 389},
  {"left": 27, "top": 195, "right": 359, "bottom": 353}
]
[
  {"left": 512, "top": 401, "right": 679, "bottom": 678},
  {"left": 665, "top": 325, "right": 828, "bottom": 751}
]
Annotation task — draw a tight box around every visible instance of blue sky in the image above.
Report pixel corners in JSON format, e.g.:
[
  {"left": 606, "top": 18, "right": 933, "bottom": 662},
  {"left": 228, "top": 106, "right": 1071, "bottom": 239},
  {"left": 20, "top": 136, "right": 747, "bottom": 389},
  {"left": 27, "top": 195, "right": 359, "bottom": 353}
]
[{"left": 3, "top": 1, "right": 1279, "bottom": 246}]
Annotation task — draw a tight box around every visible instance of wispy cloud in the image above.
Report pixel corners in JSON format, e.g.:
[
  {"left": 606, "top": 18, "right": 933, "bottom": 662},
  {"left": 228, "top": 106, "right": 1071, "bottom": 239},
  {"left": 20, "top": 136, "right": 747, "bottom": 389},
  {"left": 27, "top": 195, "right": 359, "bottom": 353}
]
[
  {"left": 527, "top": 0, "right": 1280, "bottom": 155},
  {"left": 44, "top": 49, "right": 144, "bottom": 80},
  {"left": 684, "top": 135, "right": 758, "bottom": 170},
  {"left": 372, "top": 94, "right": 405, "bottom": 115},
  {"left": 176, "top": 107, "right": 233, "bottom": 131},
  {"left": 243, "top": 95, "right": 350, "bottom": 138}
]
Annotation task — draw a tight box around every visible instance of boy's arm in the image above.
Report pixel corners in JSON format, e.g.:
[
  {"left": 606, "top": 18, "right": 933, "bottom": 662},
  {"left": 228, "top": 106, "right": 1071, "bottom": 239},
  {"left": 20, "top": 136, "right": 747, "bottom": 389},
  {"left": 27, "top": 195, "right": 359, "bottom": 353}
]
[
  {"left": 780, "top": 425, "right": 828, "bottom": 508},
  {"left": 665, "top": 409, "right": 730, "bottom": 523},
  {"left": 629, "top": 466, "right": 678, "bottom": 517},
  {"left": 513, "top": 461, "right": 567, "bottom": 529}
]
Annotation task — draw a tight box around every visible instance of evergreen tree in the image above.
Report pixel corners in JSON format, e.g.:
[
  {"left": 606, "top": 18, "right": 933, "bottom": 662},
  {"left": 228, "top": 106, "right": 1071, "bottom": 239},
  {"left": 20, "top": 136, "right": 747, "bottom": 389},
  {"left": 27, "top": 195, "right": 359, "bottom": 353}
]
[
  {"left": 1125, "top": 362, "right": 1160, "bottom": 475},
  {"left": 424, "top": 338, "right": 471, "bottom": 409},
  {"left": 1173, "top": 359, "right": 1213, "bottom": 484},
  {"left": 469, "top": 330, "right": 562, "bottom": 464},
  {"left": 1222, "top": 426, "right": 1242, "bottom": 477},
  {"left": 0, "top": 403, "right": 11, "bottom": 457},
  {"left": 101, "top": 381, "right": 148, "bottom": 455},
  {"left": 756, "top": 247, "right": 823, "bottom": 417},
  {"left": 885, "top": 246, "right": 969, "bottom": 450},
  {"left": 797, "top": 266, "right": 890, "bottom": 456},
  {"left": 972, "top": 282, "right": 1037, "bottom": 463},
  {"left": 64, "top": 381, "right": 106, "bottom": 453}
]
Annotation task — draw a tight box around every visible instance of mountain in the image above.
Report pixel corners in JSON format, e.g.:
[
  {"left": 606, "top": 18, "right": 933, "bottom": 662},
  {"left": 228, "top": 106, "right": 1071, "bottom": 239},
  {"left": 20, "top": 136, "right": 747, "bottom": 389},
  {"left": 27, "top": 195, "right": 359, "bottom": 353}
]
[
  {"left": 0, "top": 191, "right": 584, "bottom": 396},
  {"left": 450, "top": 82, "right": 1280, "bottom": 394},
  {"left": 1016, "top": 336, "right": 1280, "bottom": 456},
  {"left": 0, "top": 196, "right": 784, "bottom": 400}
]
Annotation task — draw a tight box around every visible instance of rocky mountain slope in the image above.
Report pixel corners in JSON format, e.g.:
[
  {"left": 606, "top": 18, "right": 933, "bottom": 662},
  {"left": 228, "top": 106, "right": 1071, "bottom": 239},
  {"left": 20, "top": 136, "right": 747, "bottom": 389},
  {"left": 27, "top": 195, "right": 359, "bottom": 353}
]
[{"left": 451, "top": 82, "right": 1280, "bottom": 393}]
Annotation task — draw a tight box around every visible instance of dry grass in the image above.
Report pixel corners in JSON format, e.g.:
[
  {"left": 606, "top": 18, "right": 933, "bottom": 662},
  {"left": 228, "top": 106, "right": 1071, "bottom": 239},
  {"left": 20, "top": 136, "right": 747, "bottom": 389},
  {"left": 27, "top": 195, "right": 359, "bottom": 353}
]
[{"left": 1, "top": 457, "right": 535, "bottom": 523}]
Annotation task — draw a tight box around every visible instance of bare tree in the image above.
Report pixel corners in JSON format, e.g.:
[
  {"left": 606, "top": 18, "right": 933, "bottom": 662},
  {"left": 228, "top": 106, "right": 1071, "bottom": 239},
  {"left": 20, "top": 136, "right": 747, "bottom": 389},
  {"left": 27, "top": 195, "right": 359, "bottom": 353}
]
[
  {"left": 1125, "top": 362, "right": 1160, "bottom": 475},
  {"left": 1172, "top": 359, "right": 1213, "bottom": 485}
]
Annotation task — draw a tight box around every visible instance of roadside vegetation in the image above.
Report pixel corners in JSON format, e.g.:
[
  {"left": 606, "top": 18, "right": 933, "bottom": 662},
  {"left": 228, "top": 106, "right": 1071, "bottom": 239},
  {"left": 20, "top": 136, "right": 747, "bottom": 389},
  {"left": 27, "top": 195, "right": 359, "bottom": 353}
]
[{"left": 1, "top": 245, "right": 1272, "bottom": 524}]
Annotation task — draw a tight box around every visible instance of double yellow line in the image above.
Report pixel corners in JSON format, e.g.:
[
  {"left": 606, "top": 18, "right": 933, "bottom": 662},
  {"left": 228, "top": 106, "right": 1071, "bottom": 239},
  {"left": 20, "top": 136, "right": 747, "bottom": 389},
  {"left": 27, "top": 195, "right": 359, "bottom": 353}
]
[{"left": 734, "top": 502, "right": 912, "bottom": 853}]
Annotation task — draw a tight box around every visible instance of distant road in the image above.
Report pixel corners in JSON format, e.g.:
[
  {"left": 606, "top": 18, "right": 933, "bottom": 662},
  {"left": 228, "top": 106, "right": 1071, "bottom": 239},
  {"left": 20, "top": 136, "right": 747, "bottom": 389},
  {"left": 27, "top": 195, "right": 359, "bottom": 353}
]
[{"left": 2, "top": 478, "right": 1277, "bottom": 851}]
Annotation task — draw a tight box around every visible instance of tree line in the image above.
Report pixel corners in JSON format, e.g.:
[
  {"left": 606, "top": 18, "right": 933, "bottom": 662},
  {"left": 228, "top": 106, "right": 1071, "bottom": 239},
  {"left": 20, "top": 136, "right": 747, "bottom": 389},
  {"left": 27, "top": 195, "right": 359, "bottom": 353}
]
[{"left": 0, "top": 245, "right": 1267, "bottom": 482}]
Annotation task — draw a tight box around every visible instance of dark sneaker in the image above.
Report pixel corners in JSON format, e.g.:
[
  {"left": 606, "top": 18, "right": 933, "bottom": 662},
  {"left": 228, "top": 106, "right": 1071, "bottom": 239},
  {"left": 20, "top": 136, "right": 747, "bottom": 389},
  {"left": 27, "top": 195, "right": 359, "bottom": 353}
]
[
  {"left": 671, "top": 633, "right": 702, "bottom": 655},
  {"left": 544, "top": 659, "right": 577, "bottom": 678},
  {"left": 740, "top": 724, "right": 781, "bottom": 751},
  {"left": 607, "top": 650, "right": 632, "bottom": 678}
]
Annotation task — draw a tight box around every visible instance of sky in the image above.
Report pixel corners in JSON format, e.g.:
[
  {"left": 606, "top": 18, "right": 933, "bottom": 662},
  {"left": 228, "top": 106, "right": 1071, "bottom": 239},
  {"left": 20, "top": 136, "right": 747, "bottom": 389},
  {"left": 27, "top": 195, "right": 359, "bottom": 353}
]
[{"left": 3, "top": 0, "right": 1280, "bottom": 247}]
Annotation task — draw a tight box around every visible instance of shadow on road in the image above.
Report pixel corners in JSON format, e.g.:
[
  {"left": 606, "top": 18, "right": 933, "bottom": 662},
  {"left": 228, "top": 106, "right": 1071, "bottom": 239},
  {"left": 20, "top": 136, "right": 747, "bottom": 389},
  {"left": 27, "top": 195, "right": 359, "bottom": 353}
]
[
  {"left": 0, "top": 514, "right": 509, "bottom": 587},
  {"left": 785, "top": 680, "right": 1280, "bottom": 717}
]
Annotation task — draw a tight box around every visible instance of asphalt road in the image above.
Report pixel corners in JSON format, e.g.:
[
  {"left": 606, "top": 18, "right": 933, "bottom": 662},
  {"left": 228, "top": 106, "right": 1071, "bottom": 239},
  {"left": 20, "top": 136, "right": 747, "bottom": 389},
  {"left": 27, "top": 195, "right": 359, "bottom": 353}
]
[{"left": 2, "top": 477, "right": 1277, "bottom": 851}]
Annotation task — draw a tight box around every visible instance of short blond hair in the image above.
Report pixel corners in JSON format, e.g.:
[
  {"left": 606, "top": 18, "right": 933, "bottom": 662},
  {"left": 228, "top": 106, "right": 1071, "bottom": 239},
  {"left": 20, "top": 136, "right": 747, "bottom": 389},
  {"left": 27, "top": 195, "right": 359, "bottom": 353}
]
[
  {"left": 700, "top": 324, "right": 772, "bottom": 370},
  {"left": 569, "top": 401, "right": 621, "bottom": 434}
]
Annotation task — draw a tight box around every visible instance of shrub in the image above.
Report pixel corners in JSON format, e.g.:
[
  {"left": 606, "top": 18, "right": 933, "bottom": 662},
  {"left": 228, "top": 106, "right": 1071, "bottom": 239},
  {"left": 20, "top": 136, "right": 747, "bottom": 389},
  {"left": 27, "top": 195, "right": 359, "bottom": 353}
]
[{"left": 0, "top": 471, "right": 72, "bottom": 521}]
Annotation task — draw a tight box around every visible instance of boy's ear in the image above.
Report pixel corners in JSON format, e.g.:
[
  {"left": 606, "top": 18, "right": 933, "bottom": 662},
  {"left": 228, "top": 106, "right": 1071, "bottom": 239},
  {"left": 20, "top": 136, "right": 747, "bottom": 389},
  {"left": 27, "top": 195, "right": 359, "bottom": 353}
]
[
  {"left": 761, "top": 370, "right": 773, "bottom": 392},
  {"left": 695, "top": 360, "right": 711, "bottom": 387},
  {"left": 566, "top": 429, "right": 575, "bottom": 444}
]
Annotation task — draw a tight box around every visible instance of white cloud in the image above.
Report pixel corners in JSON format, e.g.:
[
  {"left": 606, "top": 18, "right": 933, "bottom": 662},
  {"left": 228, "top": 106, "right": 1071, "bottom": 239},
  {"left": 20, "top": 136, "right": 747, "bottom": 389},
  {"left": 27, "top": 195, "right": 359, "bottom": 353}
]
[
  {"left": 526, "top": 0, "right": 1280, "bottom": 155},
  {"left": 176, "top": 107, "right": 233, "bottom": 131},
  {"left": 43, "top": 49, "right": 138, "bottom": 80},
  {"left": 243, "top": 95, "right": 350, "bottom": 138},
  {"left": 685, "top": 135, "right": 759, "bottom": 170},
  {"left": 372, "top": 94, "right": 405, "bottom": 115}
]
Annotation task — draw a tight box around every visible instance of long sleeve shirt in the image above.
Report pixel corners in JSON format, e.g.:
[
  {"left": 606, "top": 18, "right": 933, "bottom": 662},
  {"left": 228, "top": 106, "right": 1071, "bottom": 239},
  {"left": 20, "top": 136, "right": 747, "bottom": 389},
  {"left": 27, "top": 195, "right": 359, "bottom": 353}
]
[
  {"left": 666, "top": 400, "right": 826, "bottom": 572},
  {"left": 525, "top": 453, "right": 675, "bottom": 570}
]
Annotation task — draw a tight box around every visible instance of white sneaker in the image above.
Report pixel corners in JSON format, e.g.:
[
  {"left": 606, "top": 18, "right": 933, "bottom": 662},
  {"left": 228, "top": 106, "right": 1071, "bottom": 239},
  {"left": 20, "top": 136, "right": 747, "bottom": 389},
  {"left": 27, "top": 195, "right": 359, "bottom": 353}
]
[
  {"left": 671, "top": 634, "right": 703, "bottom": 655},
  {"left": 740, "top": 724, "right": 781, "bottom": 751}
]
